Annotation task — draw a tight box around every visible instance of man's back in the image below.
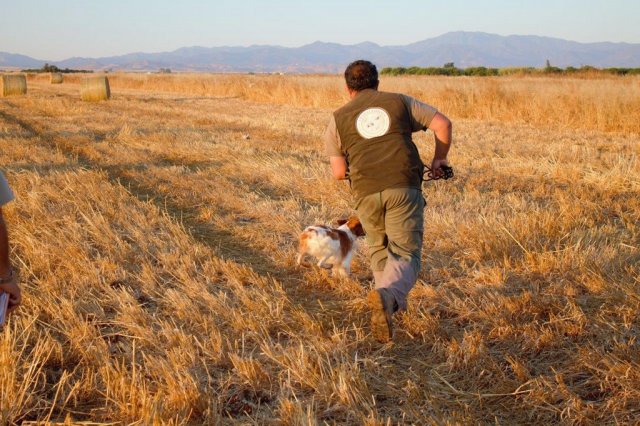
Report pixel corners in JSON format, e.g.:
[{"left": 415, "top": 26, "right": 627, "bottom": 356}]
[{"left": 333, "top": 89, "right": 424, "bottom": 200}]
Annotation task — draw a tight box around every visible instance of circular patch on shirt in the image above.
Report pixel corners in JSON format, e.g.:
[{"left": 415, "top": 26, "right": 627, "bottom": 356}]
[{"left": 356, "top": 107, "right": 390, "bottom": 139}]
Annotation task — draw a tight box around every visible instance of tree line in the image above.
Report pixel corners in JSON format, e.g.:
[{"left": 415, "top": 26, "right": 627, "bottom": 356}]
[
  {"left": 20, "top": 63, "right": 93, "bottom": 74},
  {"left": 380, "top": 62, "right": 640, "bottom": 77}
]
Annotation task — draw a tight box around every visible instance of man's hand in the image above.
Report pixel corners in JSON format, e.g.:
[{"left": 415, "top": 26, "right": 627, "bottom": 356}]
[
  {"left": 0, "top": 273, "right": 20, "bottom": 315},
  {"left": 430, "top": 158, "right": 450, "bottom": 179}
]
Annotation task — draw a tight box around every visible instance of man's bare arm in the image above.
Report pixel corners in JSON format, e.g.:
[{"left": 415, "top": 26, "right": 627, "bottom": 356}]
[
  {"left": 428, "top": 112, "right": 452, "bottom": 176},
  {"left": 429, "top": 112, "right": 452, "bottom": 160},
  {"left": 330, "top": 156, "right": 349, "bottom": 180}
]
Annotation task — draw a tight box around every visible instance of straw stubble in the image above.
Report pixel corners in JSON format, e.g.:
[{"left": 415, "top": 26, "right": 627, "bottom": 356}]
[{"left": 0, "top": 73, "right": 638, "bottom": 424}]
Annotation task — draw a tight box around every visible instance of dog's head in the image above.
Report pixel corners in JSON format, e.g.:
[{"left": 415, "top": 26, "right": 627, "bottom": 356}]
[{"left": 336, "top": 216, "right": 365, "bottom": 237}]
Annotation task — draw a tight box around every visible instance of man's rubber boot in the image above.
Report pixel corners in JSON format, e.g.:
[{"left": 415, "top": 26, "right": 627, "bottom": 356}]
[{"left": 367, "top": 289, "right": 394, "bottom": 343}]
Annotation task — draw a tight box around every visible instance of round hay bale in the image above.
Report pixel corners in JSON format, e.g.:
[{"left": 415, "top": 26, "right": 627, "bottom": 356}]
[
  {"left": 1, "top": 74, "right": 27, "bottom": 97},
  {"left": 81, "top": 76, "right": 110, "bottom": 101},
  {"left": 50, "top": 72, "right": 64, "bottom": 84}
]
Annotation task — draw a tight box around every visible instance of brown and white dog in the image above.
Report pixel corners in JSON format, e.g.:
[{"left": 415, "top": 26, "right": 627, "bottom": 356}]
[{"left": 297, "top": 216, "right": 366, "bottom": 277}]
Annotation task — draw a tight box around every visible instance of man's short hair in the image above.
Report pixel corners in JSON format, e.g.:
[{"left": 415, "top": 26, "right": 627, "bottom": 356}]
[{"left": 344, "top": 60, "right": 379, "bottom": 91}]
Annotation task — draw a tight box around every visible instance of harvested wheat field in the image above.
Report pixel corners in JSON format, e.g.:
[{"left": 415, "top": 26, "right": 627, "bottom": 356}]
[{"left": 1, "top": 73, "right": 639, "bottom": 424}]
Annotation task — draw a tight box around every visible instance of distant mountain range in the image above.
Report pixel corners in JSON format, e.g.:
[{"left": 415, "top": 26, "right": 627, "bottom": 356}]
[{"left": 2, "top": 32, "right": 639, "bottom": 73}]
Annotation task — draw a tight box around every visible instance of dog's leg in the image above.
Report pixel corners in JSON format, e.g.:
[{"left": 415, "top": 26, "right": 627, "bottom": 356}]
[
  {"left": 333, "top": 265, "right": 348, "bottom": 277},
  {"left": 342, "top": 263, "right": 350, "bottom": 276},
  {"left": 340, "top": 252, "right": 353, "bottom": 276},
  {"left": 317, "top": 256, "right": 333, "bottom": 269},
  {"left": 330, "top": 256, "right": 349, "bottom": 277}
]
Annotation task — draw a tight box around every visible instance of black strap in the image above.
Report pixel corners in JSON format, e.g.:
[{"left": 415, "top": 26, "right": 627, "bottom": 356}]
[{"left": 423, "top": 165, "right": 454, "bottom": 182}]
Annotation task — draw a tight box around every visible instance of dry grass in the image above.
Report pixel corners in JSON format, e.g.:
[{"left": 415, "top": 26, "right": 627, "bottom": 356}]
[
  {"left": 54, "top": 72, "right": 640, "bottom": 134},
  {"left": 0, "top": 73, "right": 638, "bottom": 424}
]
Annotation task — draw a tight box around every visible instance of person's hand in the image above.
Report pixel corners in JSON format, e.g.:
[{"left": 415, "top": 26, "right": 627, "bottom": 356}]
[
  {"left": 0, "top": 272, "right": 21, "bottom": 315},
  {"left": 430, "top": 158, "right": 450, "bottom": 179}
]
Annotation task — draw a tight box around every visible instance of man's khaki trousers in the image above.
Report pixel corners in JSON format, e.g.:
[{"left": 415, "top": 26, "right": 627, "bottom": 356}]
[{"left": 355, "top": 187, "right": 424, "bottom": 311}]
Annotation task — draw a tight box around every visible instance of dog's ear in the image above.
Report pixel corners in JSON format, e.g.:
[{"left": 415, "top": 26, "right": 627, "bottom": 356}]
[
  {"left": 346, "top": 217, "right": 366, "bottom": 237},
  {"left": 353, "top": 222, "right": 366, "bottom": 237},
  {"left": 336, "top": 218, "right": 348, "bottom": 226}
]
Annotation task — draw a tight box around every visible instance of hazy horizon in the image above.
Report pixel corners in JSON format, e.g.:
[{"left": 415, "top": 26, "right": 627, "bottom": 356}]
[{"left": 1, "top": 0, "right": 639, "bottom": 61}]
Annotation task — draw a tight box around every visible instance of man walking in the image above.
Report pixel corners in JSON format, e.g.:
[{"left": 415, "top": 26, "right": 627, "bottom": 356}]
[
  {"left": 0, "top": 171, "right": 20, "bottom": 318},
  {"left": 324, "top": 60, "right": 452, "bottom": 342}
]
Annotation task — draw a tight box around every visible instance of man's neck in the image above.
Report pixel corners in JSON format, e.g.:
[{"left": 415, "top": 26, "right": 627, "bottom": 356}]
[{"left": 348, "top": 87, "right": 377, "bottom": 99}]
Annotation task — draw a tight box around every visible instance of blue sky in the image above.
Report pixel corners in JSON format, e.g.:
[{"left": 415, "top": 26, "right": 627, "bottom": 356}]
[{"left": 1, "top": 0, "right": 639, "bottom": 60}]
